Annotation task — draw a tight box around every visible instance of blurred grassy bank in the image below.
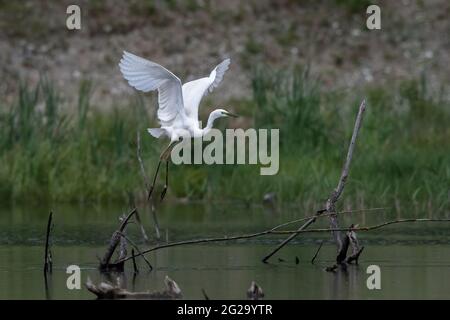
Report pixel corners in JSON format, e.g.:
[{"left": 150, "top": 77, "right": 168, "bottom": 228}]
[{"left": 0, "top": 68, "right": 448, "bottom": 215}]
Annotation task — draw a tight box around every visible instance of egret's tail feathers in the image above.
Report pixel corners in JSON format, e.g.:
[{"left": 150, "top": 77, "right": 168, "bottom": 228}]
[{"left": 147, "top": 128, "right": 164, "bottom": 138}]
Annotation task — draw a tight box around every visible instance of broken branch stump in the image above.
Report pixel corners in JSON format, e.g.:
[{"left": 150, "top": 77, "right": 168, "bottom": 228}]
[{"left": 99, "top": 208, "right": 137, "bottom": 271}]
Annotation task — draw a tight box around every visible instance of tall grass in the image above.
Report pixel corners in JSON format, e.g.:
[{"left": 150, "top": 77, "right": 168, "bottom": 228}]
[
  {"left": 0, "top": 71, "right": 448, "bottom": 216},
  {"left": 205, "top": 67, "right": 449, "bottom": 214},
  {"left": 0, "top": 79, "right": 156, "bottom": 203},
  {"left": 251, "top": 66, "right": 327, "bottom": 149}
]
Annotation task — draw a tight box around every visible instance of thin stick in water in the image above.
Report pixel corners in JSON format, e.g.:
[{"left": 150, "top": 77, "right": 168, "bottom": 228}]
[
  {"left": 311, "top": 241, "right": 324, "bottom": 264},
  {"left": 44, "top": 211, "right": 53, "bottom": 274},
  {"left": 131, "top": 249, "right": 139, "bottom": 274},
  {"left": 118, "top": 231, "right": 153, "bottom": 271}
]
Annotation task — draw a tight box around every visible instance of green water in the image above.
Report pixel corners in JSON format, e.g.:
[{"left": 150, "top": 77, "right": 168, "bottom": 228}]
[{"left": 0, "top": 203, "right": 449, "bottom": 299}]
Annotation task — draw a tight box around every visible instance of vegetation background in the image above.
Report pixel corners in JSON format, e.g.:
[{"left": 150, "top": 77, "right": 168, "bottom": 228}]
[{"left": 0, "top": 0, "right": 448, "bottom": 217}]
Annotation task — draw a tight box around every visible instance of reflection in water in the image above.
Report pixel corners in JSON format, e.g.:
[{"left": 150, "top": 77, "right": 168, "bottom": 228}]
[
  {"left": 44, "top": 272, "right": 51, "bottom": 300},
  {"left": 0, "top": 203, "right": 449, "bottom": 299},
  {"left": 1, "top": 244, "right": 450, "bottom": 299}
]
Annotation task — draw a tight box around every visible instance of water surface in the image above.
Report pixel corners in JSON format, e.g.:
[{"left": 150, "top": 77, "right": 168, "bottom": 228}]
[{"left": 0, "top": 203, "right": 449, "bottom": 299}]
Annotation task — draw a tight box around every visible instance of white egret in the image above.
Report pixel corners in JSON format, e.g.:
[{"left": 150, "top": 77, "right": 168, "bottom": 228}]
[{"left": 119, "top": 51, "right": 237, "bottom": 200}]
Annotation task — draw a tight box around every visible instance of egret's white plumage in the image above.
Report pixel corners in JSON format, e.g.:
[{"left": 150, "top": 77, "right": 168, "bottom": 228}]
[
  {"left": 118, "top": 51, "right": 235, "bottom": 200},
  {"left": 182, "top": 58, "right": 231, "bottom": 123},
  {"left": 119, "top": 51, "right": 233, "bottom": 144}
]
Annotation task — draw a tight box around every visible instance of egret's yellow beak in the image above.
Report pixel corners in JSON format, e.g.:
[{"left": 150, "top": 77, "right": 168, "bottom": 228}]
[{"left": 224, "top": 111, "right": 239, "bottom": 118}]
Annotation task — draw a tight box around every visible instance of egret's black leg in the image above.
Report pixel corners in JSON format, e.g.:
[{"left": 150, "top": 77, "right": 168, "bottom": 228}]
[
  {"left": 160, "top": 160, "right": 169, "bottom": 201},
  {"left": 149, "top": 140, "right": 177, "bottom": 202},
  {"left": 161, "top": 142, "right": 174, "bottom": 161}
]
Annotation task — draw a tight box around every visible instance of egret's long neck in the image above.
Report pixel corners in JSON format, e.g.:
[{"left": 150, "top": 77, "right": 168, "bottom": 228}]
[{"left": 205, "top": 112, "right": 220, "bottom": 132}]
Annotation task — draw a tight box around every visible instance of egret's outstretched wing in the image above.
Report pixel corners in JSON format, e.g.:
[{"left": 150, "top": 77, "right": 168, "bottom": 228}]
[
  {"left": 119, "top": 51, "right": 185, "bottom": 125},
  {"left": 182, "top": 58, "right": 230, "bottom": 122}
]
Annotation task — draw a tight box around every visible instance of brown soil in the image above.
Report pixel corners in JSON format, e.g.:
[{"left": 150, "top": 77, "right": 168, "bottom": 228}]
[{"left": 1, "top": 0, "right": 449, "bottom": 108}]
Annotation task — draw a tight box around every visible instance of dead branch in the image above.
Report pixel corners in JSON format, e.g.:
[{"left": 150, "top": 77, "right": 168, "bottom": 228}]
[
  {"left": 131, "top": 249, "right": 139, "bottom": 274},
  {"left": 117, "top": 218, "right": 450, "bottom": 264},
  {"left": 336, "top": 231, "right": 350, "bottom": 264},
  {"left": 118, "top": 229, "right": 128, "bottom": 261},
  {"left": 262, "top": 100, "right": 367, "bottom": 262},
  {"left": 327, "top": 100, "right": 367, "bottom": 210},
  {"left": 325, "top": 227, "right": 365, "bottom": 271},
  {"left": 43, "top": 211, "right": 53, "bottom": 274},
  {"left": 86, "top": 275, "right": 182, "bottom": 300},
  {"left": 117, "top": 231, "right": 153, "bottom": 270},
  {"left": 261, "top": 211, "right": 322, "bottom": 263},
  {"left": 99, "top": 208, "right": 137, "bottom": 271},
  {"left": 119, "top": 215, "right": 328, "bottom": 264},
  {"left": 345, "top": 226, "right": 364, "bottom": 264},
  {"left": 268, "top": 207, "right": 387, "bottom": 232},
  {"left": 274, "top": 218, "right": 450, "bottom": 234},
  {"left": 325, "top": 99, "right": 367, "bottom": 262}
]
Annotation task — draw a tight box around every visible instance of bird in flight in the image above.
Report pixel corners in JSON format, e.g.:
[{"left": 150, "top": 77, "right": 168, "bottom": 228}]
[{"left": 119, "top": 51, "right": 236, "bottom": 201}]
